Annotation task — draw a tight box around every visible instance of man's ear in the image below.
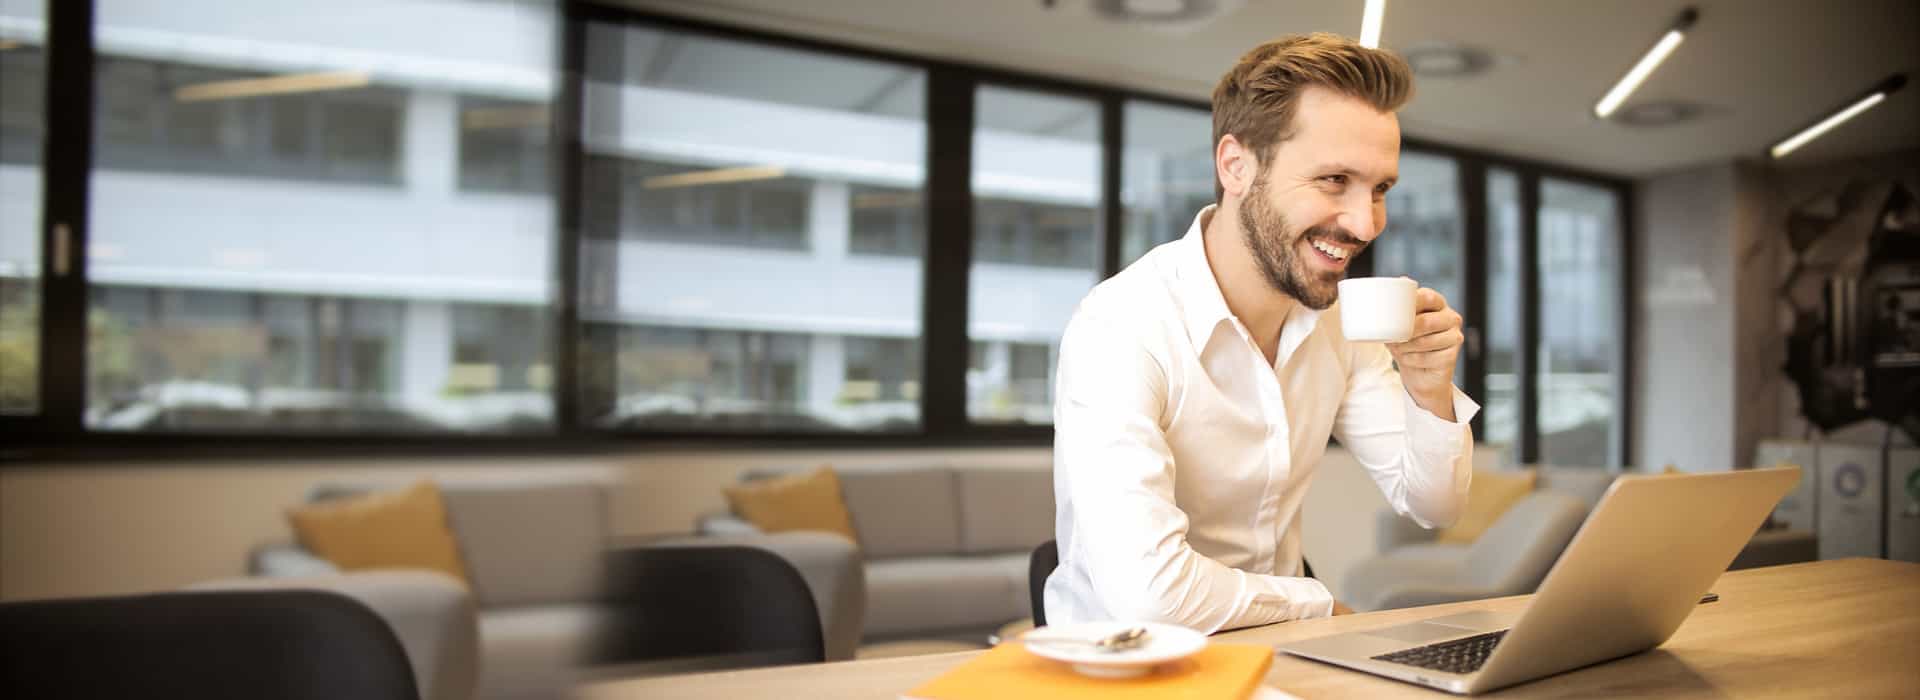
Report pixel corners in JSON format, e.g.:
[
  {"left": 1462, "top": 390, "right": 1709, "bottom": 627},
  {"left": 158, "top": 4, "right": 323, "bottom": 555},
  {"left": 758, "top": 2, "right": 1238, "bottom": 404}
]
[{"left": 1216, "top": 134, "right": 1256, "bottom": 200}]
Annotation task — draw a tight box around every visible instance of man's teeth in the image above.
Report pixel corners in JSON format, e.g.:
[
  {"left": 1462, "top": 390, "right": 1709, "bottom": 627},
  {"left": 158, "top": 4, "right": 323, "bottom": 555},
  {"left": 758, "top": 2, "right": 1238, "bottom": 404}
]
[{"left": 1311, "top": 239, "right": 1349, "bottom": 260}]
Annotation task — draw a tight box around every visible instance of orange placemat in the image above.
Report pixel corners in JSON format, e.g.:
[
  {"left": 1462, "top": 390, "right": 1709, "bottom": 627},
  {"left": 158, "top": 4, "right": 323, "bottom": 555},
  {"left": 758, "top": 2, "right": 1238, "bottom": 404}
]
[{"left": 905, "top": 641, "right": 1273, "bottom": 700}]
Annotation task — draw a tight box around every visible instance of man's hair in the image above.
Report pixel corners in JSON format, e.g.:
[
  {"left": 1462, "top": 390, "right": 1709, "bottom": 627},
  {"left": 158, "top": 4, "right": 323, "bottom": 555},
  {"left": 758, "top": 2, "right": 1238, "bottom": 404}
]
[{"left": 1211, "top": 32, "right": 1414, "bottom": 200}]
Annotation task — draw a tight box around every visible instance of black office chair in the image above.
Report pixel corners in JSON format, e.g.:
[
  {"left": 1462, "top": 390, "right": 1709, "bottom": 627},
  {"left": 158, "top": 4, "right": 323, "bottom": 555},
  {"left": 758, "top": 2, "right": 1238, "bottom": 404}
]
[
  {"left": 0, "top": 589, "right": 418, "bottom": 700},
  {"left": 594, "top": 544, "right": 825, "bottom": 670},
  {"left": 1027, "top": 539, "right": 1317, "bottom": 627}
]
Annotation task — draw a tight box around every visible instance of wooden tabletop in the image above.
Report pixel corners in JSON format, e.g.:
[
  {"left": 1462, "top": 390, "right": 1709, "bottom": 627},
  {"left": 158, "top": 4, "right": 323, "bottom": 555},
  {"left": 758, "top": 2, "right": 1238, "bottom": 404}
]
[{"left": 575, "top": 558, "right": 1920, "bottom": 699}]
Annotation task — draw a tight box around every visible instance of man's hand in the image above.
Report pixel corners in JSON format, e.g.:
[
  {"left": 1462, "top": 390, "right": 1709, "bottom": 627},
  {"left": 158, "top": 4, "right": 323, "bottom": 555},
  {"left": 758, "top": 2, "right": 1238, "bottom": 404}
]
[
  {"left": 1333, "top": 601, "right": 1356, "bottom": 616},
  {"left": 1386, "top": 286, "right": 1464, "bottom": 422}
]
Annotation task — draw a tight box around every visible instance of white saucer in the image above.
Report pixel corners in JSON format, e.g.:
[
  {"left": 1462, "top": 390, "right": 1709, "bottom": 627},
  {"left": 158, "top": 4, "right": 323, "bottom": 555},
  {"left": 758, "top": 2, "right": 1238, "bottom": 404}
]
[{"left": 1021, "top": 622, "right": 1209, "bottom": 678}]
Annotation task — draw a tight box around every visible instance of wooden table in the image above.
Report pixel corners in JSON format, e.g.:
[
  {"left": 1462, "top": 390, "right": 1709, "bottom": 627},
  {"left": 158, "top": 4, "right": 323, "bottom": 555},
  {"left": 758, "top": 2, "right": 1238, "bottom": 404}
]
[{"left": 577, "top": 559, "right": 1920, "bottom": 699}]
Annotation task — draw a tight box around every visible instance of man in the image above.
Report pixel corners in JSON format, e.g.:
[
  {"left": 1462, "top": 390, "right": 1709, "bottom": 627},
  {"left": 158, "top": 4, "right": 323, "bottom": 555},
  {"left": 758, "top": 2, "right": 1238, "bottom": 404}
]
[{"left": 1044, "top": 33, "right": 1476, "bottom": 633}]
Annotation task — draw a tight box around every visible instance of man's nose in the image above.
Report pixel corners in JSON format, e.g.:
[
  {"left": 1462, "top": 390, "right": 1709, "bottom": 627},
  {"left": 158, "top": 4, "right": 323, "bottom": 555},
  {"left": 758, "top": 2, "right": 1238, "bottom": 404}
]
[{"left": 1336, "top": 192, "right": 1381, "bottom": 243}]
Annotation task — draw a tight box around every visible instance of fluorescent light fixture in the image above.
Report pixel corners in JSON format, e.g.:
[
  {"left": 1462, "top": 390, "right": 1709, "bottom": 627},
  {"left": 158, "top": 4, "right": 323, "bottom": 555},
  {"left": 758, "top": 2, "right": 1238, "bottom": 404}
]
[
  {"left": 1770, "top": 74, "right": 1907, "bottom": 159},
  {"left": 174, "top": 71, "right": 370, "bottom": 102},
  {"left": 1360, "top": 0, "right": 1386, "bottom": 49},
  {"left": 642, "top": 165, "right": 785, "bottom": 190},
  {"left": 1594, "top": 7, "right": 1696, "bottom": 119}
]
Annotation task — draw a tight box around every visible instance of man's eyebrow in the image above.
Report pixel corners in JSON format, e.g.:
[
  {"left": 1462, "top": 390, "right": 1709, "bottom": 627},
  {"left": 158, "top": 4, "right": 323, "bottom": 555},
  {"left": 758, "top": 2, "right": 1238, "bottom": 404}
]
[{"left": 1316, "top": 164, "right": 1398, "bottom": 186}]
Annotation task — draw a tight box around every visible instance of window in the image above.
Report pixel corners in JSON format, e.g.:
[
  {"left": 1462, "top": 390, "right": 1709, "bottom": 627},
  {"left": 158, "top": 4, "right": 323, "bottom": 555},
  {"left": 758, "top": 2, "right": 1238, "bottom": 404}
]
[
  {"left": 0, "top": 2, "right": 44, "bottom": 414},
  {"left": 968, "top": 85, "right": 1102, "bottom": 424},
  {"left": 1537, "top": 178, "right": 1623, "bottom": 466},
  {"left": 1121, "top": 100, "right": 1214, "bottom": 267},
  {"left": 577, "top": 22, "right": 927, "bottom": 431},
  {"left": 1484, "top": 169, "right": 1522, "bottom": 448},
  {"left": 848, "top": 185, "right": 922, "bottom": 257},
  {"left": 93, "top": 56, "right": 405, "bottom": 185},
  {"left": 459, "top": 97, "right": 550, "bottom": 194},
  {"left": 1369, "top": 151, "right": 1465, "bottom": 312},
  {"left": 84, "top": 0, "right": 560, "bottom": 432}
]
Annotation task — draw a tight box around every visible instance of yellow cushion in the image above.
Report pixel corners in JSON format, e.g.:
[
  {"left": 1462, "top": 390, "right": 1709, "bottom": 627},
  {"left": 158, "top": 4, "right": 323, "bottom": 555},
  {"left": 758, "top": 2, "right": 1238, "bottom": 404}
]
[
  {"left": 288, "top": 480, "right": 470, "bottom": 584},
  {"left": 724, "top": 466, "right": 858, "bottom": 542},
  {"left": 1435, "top": 468, "right": 1538, "bottom": 544}
]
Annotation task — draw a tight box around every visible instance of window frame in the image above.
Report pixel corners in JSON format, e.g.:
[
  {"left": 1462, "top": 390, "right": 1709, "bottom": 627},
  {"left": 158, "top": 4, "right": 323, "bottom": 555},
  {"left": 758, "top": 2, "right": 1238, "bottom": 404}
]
[{"left": 4, "top": 0, "right": 1634, "bottom": 467}]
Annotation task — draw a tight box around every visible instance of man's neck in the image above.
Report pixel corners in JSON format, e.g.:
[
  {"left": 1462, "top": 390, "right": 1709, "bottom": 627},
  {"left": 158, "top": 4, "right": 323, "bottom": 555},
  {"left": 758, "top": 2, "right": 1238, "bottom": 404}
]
[{"left": 1201, "top": 202, "right": 1297, "bottom": 360}]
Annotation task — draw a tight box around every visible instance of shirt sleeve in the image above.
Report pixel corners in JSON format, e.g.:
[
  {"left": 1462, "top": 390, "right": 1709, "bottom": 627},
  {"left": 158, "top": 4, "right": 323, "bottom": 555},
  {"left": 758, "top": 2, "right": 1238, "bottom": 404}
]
[
  {"left": 1054, "top": 312, "right": 1334, "bottom": 633},
  {"left": 1332, "top": 341, "right": 1481, "bottom": 529}
]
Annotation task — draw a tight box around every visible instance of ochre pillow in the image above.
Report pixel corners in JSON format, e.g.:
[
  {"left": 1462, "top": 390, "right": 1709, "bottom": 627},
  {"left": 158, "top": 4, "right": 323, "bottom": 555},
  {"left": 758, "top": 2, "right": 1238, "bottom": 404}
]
[
  {"left": 1434, "top": 468, "right": 1538, "bottom": 544},
  {"left": 288, "top": 480, "right": 470, "bottom": 584},
  {"left": 724, "top": 466, "right": 858, "bottom": 542}
]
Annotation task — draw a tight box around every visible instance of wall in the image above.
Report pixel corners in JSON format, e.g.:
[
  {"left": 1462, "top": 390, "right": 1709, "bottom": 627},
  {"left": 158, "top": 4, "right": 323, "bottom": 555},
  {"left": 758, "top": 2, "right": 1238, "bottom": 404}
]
[
  {"left": 1632, "top": 150, "right": 1920, "bottom": 476},
  {"left": 1633, "top": 163, "right": 1739, "bottom": 472}
]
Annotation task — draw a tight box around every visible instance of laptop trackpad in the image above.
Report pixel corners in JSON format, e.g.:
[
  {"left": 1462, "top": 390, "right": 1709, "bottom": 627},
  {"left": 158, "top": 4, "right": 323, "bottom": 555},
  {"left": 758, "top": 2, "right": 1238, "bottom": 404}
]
[{"left": 1363, "top": 621, "right": 1481, "bottom": 645}]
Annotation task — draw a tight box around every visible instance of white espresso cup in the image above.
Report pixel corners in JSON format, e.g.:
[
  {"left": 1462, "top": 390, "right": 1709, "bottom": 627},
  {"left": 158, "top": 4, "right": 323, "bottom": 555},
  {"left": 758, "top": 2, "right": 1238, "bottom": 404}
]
[{"left": 1337, "top": 277, "right": 1419, "bottom": 342}]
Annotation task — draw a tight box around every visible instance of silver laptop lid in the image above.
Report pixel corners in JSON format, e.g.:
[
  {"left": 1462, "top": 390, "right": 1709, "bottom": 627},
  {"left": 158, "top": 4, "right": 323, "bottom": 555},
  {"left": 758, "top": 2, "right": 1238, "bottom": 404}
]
[{"left": 1467, "top": 466, "right": 1801, "bottom": 693}]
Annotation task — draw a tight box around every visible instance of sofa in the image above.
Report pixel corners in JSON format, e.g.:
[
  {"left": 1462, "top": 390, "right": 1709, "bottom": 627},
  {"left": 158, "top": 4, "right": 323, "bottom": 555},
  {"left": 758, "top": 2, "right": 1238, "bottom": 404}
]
[
  {"left": 1342, "top": 466, "right": 1611, "bottom": 612},
  {"left": 1344, "top": 466, "right": 1820, "bottom": 612},
  {"left": 700, "top": 463, "right": 1055, "bottom": 643},
  {"left": 252, "top": 478, "right": 864, "bottom": 700}
]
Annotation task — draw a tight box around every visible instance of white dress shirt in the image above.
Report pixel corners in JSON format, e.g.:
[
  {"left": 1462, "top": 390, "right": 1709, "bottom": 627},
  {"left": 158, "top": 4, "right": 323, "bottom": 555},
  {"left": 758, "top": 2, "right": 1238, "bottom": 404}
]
[{"left": 1044, "top": 205, "right": 1480, "bottom": 633}]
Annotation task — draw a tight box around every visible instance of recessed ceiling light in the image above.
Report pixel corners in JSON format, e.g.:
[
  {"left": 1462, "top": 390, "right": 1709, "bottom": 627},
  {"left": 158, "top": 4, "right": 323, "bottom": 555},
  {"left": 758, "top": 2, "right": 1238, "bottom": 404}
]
[
  {"left": 1771, "top": 74, "right": 1907, "bottom": 159},
  {"left": 1594, "top": 7, "right": 1697, "bottom": 119},
  {"left": 1403, "top": 44, "right": 1492, "bottom": 78},
  {"left": 1614, "top": 100, "right": 1706, "bottom": 127}
]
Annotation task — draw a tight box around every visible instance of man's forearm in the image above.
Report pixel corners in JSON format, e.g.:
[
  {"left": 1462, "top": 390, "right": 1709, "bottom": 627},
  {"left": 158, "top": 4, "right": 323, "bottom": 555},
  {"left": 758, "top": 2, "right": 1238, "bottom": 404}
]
[{"left": 1408, "top": 387, "right": 1457, "bottom": 423}]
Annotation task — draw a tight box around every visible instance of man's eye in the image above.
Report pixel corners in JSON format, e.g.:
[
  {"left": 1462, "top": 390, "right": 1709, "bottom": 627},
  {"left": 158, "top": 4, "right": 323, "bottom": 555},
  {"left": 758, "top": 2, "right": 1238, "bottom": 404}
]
[{"left": 1321, "top": 175, "right": 1348, "bottom": 185}]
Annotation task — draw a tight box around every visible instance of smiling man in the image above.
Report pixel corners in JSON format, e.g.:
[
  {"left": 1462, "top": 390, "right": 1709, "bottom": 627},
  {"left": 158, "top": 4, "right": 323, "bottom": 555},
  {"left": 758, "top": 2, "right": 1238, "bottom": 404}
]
[{"left": 1044, "top": 33, "right": 1478, "bottom": 632}]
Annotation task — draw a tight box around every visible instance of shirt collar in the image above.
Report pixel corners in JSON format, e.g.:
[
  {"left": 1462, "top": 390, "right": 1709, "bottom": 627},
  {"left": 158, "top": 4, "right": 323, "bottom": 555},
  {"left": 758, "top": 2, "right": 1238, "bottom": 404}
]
[{"left": 1172, "top": 205, "right": 1325, "bottom": 356}]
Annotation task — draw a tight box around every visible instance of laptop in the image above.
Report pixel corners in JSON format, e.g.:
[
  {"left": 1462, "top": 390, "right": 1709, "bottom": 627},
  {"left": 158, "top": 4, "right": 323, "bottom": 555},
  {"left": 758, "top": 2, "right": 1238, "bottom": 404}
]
[{"left": 1278, "top": 466, "right": 1801, "bottom": 695}]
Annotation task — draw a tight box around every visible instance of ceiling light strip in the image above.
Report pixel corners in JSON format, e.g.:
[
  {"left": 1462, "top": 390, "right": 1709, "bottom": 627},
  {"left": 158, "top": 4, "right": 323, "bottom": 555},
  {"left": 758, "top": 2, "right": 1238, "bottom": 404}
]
[
  {"left": 1769, "top": 74, "right": 1906, "bottom": 159},
  {"left": 174, "top": 71, "right": 371, "bottom": 102},
  {"left": 1594, "top": 7, "right": 1697, "bottom": 119},
  {"left": 1360, "top": 0, "right": 1386, "bottom": 49}
]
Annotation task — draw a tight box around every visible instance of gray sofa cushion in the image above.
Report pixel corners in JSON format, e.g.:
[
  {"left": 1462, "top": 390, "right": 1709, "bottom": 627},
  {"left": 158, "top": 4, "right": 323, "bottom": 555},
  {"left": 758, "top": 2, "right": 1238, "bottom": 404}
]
[
  {"left": 441, "top": 481, "right": 609, "bottom": 608},
  {"left": 1465, "top": 490, "right": 1589, "bottom": 591},
  {"left": 955, "top": 467, "right": 1055, "bottom": 555},
  {"left": 1536, "top": 467, "right": 1617, "bottom": 509},
  {"left": 478, "top": 605, "right": 612, "bottom": 699},
  {"left": 837, "top": 466, "right": 962, "bottom": 560},
  {"left": 865, "top": 555, "right": 1027, "bottom": 638}
]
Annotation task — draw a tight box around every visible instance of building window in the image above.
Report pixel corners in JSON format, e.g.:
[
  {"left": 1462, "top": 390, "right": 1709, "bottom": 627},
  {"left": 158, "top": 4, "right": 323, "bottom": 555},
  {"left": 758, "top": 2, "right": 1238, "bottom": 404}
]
[
  {"left": 0, "top": 9, "right": 45, "bottom": 414},
  {"left": 968, "top": 84, "right": 1102, "bottom": 424},
  {"left": 94, "top": 56, "right": 405, "bottom": 185},
  {"left": 82, "top": 0, "right": 559, "bottom": 432},
  {"left": 1537, "top": 178, "right": 1624, "bottom": 467},
  {"left": 849, "top": 185, "right": 922, "bottom": 257},
  {"left": 577, "top": 21, "right": 927, "bottom": 432},
  {"left": 1120, "top": 100, "right": 1215, "bottom": 267},
  {"left": 459, "top": 97, "right": 550, "bottom": 194}
]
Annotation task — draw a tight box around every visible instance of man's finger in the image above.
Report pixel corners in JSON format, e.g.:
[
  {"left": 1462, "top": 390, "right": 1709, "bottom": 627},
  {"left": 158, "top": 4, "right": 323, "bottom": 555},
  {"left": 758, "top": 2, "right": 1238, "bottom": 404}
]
[
  {"left": 1410, "top": 309, "right": 1462, "bottom": 338},
  {"left": 1416, "top": 287, "right": 1448, "bottom": 312},
  {"left": 1390, "top": 328, "right": 1464, "bottom": 354},
  {"left": 1392, "top": 346, "right": 1461, "bottom": 370}
]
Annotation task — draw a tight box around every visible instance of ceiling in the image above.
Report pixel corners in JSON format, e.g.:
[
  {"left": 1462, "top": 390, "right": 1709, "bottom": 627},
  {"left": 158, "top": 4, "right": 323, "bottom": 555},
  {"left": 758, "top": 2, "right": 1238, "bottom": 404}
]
[{"left": 603, "top": 0, "right": 1920, "bottom": 178}]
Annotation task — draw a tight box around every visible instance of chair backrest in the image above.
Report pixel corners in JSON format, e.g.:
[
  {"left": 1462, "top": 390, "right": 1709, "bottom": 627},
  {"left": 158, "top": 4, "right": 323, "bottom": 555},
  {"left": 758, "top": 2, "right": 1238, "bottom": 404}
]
[
  {"left": 1029, "top": 539, "right": 1059, "bottom": 627},
  {"left": 594, "top": 544, "right": 825, "bottom": 668},
  {"left": 0, "top": 589, "right": 418, "bottom": 700}
]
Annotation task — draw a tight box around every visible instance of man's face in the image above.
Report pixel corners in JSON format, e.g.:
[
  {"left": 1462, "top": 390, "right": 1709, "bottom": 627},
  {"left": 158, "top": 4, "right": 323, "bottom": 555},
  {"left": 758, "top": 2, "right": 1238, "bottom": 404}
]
[{"left": 1235, "top": 86, "right": 1401, "bottom": 310}]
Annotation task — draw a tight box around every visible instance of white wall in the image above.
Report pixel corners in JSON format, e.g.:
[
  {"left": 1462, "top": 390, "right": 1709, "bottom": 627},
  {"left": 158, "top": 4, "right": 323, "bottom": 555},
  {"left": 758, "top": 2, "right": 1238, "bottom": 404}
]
[{"left": 1632, "top": 163, "right": 1739, "bottom": 473}]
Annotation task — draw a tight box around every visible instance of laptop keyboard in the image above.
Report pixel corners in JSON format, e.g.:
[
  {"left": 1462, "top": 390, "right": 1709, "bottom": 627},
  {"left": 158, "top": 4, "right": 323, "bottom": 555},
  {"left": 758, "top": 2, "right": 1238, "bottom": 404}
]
[{"left": 1371, "top": 629, "right": 1509, "bottom": 675}]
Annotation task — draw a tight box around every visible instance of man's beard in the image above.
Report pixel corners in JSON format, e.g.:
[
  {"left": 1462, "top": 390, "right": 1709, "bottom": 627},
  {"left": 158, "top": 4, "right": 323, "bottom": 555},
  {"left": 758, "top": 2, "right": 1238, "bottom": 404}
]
[{"left": 1237, "top": 175, "right": 1367, "bottom": 310}]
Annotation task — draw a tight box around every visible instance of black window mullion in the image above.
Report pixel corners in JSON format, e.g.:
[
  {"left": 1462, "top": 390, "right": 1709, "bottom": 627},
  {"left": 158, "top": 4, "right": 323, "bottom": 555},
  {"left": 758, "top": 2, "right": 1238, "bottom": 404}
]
[
  {"left": 29, "top": 0, "right": 97, "bottom": 436},
  {"left": 553, "top": 4, "right": 587, "bottom": 433},
  {"left": 1100, "top": 95, "right": 1123, "bottom": 278},
  {"left": 1518, "top": 172, "right": 1542, "bottom": 464},
  {"left": 920, "top": 66, "right": 974, "bottom": 437},
  {"left": 1459, "top": 158, "right": 1488, "bottom": 442},
  {"left": 1615, "top": 182, "right": 1635, "bottom": 470}
]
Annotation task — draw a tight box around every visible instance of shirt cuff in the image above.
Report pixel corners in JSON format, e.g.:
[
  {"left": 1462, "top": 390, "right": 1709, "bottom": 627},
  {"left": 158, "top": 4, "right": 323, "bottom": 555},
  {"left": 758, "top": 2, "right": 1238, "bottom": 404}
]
[{"left": 1405, "top": 386, "right": 1479, "bottom": 457}]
